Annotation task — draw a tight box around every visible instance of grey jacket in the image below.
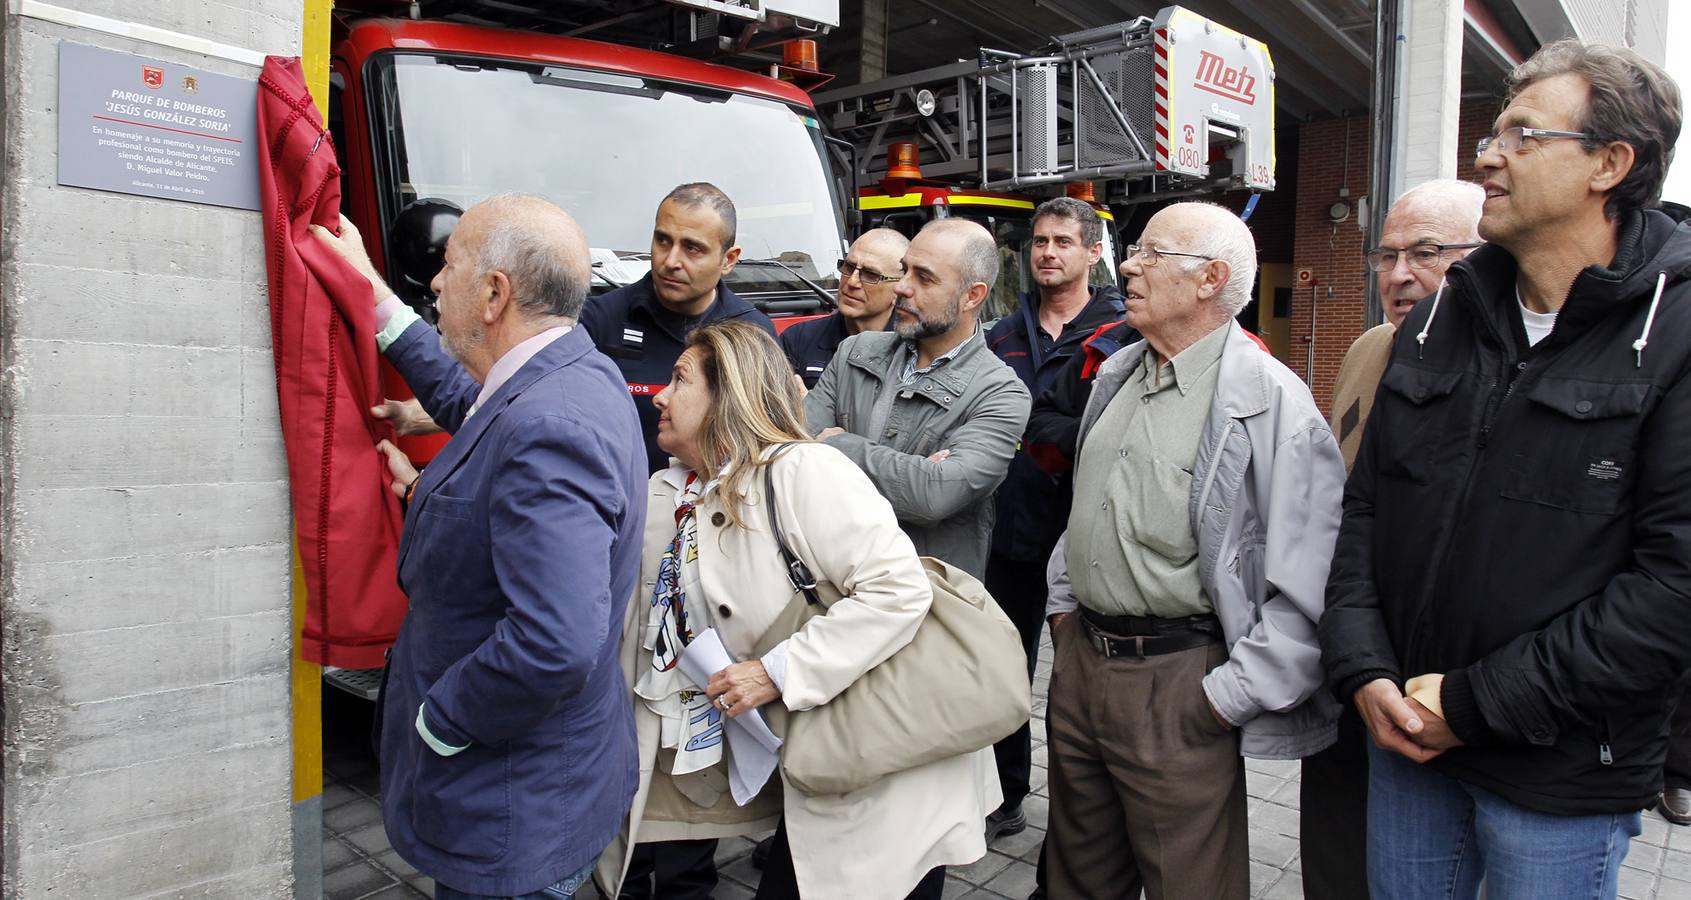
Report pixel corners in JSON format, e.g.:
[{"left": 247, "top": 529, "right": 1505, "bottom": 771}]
[
  {"left": 806, "top": 329, "right": 1030, "bottom": 579},
  {"left": 1048, "top": 322, "right": 1343, "bottom": 759}
]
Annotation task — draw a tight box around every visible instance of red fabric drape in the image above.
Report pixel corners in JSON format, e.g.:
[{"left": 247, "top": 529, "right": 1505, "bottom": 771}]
[{"left": 259, "top": 56, "right": 407, "bottom": 667}]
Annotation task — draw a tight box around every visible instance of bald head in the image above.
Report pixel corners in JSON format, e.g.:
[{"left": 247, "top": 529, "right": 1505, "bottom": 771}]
[
  {"left": 852, "top": 226, "right": 910, "bottom": 261},
  {"left": 920, "top": 218, "right": 1000, "bottom": 293},
  {"left": 1375, "top": 180, "right": 1485, "bottom": 329},
  {"left": 1385, "top": 180, "right": 1484, "bottom": 242},
  {"left": 1157, "top": 202, "right": 1258, "bottom": 316},
  {"left": 467, "top": 193, "right": 592, "bottom": 320}
]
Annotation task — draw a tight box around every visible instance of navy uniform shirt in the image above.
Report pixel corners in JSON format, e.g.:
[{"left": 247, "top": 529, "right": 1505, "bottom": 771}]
[
  {"left": 779, "top": 311, "right": 896, "bottom": 388},
  {"left": 983, "top": 283, "right": 1125, "bottom": 561},
  {"left": 579, "top": 273, "right": 775, "bottom": 473}
]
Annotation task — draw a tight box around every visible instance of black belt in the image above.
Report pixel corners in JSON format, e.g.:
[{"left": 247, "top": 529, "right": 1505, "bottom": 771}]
[{"left": 1077, "top": 608, "right": 1221, "bottom": 659}]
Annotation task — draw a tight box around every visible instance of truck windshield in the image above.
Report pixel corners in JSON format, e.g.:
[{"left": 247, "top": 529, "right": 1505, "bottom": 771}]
[{"left": 374, "top": 54, "right": 843, "bottom": 301}]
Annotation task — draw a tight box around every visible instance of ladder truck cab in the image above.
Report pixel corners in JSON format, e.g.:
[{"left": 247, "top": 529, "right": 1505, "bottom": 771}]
[
  {"left": 817, "top": 4, "right": 1275, "bottom": 323},
  {"left": 319, "top": 0, "right": 846, "bottom": 697}
]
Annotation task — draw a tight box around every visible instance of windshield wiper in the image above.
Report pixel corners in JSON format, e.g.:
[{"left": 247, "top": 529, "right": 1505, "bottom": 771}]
[{"left": 736, "top": 258, "right": 837, "bottom": 310}]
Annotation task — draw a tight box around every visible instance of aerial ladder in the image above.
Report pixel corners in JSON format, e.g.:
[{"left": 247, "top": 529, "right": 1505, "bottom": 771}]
[{"left": 813, "top": 5, "right": 1276, "bottom": 205}]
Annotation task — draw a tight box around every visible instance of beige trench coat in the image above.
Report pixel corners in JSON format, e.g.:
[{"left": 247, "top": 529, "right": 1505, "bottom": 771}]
[{"left": 595, "top": 441, "right": 999, "bottom": 899}]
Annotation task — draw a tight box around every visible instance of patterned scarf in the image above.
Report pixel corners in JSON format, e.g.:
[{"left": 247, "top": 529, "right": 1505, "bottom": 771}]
[{"left": 634, "top": 468, "right": 724, "bottom": 776}]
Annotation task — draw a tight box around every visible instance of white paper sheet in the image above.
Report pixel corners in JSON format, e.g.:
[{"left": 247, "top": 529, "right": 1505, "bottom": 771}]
[{"left": 678, "top": 628, "right": 784, "bottom": 805}]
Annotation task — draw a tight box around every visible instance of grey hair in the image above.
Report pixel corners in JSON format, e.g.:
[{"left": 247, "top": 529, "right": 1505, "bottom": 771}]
[
  {"left": 1032, "top": 196, "right": 1104, "bottom": 247},
  {"left": 1172, "top": 202, "right": 1257, "bottom": 317},
  {"left": 1389, "top": 179, "right": 1485, "bottom": 240},
  {"left": 921, "top": 218, "right": 1000, "bottom": 294},
  {"left": 662, "top": 182, "right": 738, "bottom": 249},
  {"left": 475, "top": 193, "right": 590, "bottom": 320}
]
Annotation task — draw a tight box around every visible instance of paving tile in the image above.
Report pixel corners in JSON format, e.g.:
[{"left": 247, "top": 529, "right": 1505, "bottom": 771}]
[
  {"left": 324, "top": 797, "right": 384, "bottom": 835},
  {"left": 1657, "top": 876, "right": 1691, "bottom": 900},
  {"left": 1258, "top": 870, "right": 1304, "bottom": 900},
  {"left": 1022, "top": 795, "right": 1050, "bottom": 831},
  {"left": 1249, "top": 861, "right": 1279, "bottom": 894},
  {"left": 374, "top": 849, "right": 418, "bottom": 880},
  {"left": 981, "top": 858, "right": 1038, "bottom": 898},
  {"left": 359, "top": 885, "right": 420, "bottom": 900},
  {"left": 718, "top": 852, "right": 763, "bottom": 890},
  {"left": 407, "top": 875, "right": 436, "bottom": 899},
  {"left": 715, "top": 833, "right": 761, "bottom": 867},
  {"left": 323, "top": 834, "right": 359, "bottom": 873},
  {"left": 1252, "top": 800, "right": 1301, "bottom": 840},
  {"left": 951, "top": 850, "right": 1016, "bottom": 886},
  {"left": 716, "top": 880, "right": 757, "bottom": 900},
  {"left": 1245, "top": 769, "right": 1285, "bottom": 800},
  {"left": 324, "top": 781, "right": 364, "bottom": 811},
  {"left": 940, "top": 877, "right": 978, "bottom": 899},
  {"left": 1249, "top": 829, "right": 1300, "bottom": 869},
  {"left": 1665, "top": 848, "right": 1691, "bottom": 883},
  {"left": 989, "top": 821, "right": 1045, "bottom": 859},
  {"left": 1645, "top": 813, "right": 1674, "bottom": 848},
  {"left": 1619, "top": 863, "right": 1657, "bottom": 900},
  {"left": 322, "top": 859, "right": 397, "bottom": 900},
  {"left": 344, "top": 822, "right": 398, "bottom": 858}
]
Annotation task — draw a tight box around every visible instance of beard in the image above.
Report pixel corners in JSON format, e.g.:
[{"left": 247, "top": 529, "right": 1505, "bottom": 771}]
[
  {"left": 893, "top": 287, "right": 965, "bottom": 341},
  {"left": 438, "top": 317, "right": 484, "bottom": 365}
]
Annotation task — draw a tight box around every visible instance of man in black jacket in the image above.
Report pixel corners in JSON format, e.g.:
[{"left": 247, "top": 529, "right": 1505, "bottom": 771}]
[
  {"left": 1319, "top": 40, "right": 1688, "bottom": 900},
  {"left": 981, "top": 197, "right": 1123, "bottom": 851}
]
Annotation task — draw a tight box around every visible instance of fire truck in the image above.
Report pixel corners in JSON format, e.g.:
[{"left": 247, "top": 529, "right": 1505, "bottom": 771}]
[
  {"left": 814, "top": 5, "right": 1276, "bottom": 323},
  {"left": 321, "top": 0, "right": 848, "bottom": 697}
]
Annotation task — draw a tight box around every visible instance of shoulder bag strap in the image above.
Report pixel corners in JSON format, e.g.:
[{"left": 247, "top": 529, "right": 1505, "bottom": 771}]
[{"left": 764, "top": 443, "right": 822, "bottom": 606}]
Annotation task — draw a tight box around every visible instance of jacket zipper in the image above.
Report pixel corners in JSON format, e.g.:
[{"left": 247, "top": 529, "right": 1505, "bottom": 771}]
[
  {"left": 1408, "top": 270, "right": 1523, "bottom": 667},
  {"left": 1598, "top": 720, "right": 1614, "bottom": 766}
]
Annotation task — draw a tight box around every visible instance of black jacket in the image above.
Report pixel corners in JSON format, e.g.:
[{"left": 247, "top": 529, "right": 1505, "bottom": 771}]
[
  {"left": 1321, "top": 206, "right": 1691, "bottom": 815},
  {"left": 983, "top": 285, "right": 1123, "bottom": 560},
  {"left": 1023, "top": 319, "right": 1141, "bottom": 474},
  {"left": 579, "top": 274, "right": 774, "bottom": 473}
]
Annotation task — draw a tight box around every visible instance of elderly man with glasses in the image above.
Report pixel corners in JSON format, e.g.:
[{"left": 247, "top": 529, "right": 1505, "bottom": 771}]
[
  {"left": 1302, "top": 178, "right": 1485, "bottom": 900},
  {"left": 1043, "top": 201, "right": 1344, "bottom": 899},
  {"left": 780, "top": 228, "right": 907, "bottom": 388},
  {"left": 1320, "top": 41, "right": 1690, "bottom": 900}
]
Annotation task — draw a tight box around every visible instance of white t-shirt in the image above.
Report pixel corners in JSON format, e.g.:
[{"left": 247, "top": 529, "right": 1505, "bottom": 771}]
[{"left": 1516, "top": 285, "right": 1559, "bottom": 346}]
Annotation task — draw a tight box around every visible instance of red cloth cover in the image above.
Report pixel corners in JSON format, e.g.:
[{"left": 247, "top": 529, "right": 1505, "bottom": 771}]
[{"left": 259, "top": 57, "right": 407, "bottom": 667}]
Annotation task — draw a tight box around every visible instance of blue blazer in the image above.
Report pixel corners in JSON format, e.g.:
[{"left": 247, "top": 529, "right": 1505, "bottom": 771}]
[{"left": 379, "top": 321, "right": 645, "bottom": 896}]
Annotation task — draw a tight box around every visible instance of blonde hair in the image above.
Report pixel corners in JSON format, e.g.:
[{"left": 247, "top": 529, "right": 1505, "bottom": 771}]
[{"left": 685, "top": 320, "right": 812, "bottom": 526}]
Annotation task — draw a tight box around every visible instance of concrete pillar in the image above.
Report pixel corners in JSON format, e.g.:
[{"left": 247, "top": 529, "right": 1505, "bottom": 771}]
[
  {"left": 838, "top": 0, "right": 888, "bottom": 85},
  {"left": 1389, "top": 0, "right": 1464, "bottom": 201},
  {"left": 2, "top": 3, "right": 300, "bottom": 897}
]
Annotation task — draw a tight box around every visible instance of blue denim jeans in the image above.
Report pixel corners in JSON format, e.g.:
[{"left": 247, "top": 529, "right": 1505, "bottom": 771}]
[
  {"left": 1366, "top": 743, "right": 1641, "bottom": 900},
  {"left": 435, "top": 861, "right": 595, "bottom": 900}
]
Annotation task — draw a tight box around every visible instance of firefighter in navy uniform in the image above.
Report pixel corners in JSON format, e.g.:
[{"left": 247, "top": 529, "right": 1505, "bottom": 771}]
[
  {"left": 580, "top": 183, "right": 771, "bottom": 899},
  {"left": 580, "top": 182, "right": 775, "bottom": 475},
  {"left": 780, "top": 228, "right": 907, "bottom": 387}
]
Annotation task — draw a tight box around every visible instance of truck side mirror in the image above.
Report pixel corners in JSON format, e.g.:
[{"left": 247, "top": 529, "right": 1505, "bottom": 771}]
[{"left": 388, "top": 197, "right": 463, "bottom": 293}]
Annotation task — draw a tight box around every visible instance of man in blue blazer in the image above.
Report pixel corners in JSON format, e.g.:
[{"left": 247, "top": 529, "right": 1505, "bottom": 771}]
[{"left": 316, "top": 195, "right": 645, "bottom": 899}]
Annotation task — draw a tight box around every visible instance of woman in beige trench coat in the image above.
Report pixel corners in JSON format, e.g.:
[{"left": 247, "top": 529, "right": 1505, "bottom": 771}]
[{"left": 594, "top": 321, "right": 999, "bottom": 900}]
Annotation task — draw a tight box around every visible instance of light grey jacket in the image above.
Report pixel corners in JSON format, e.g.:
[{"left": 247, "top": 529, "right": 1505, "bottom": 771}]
[
  {"left": 1048, "top": 322, "right": 1343, "bottom": 759},
  {"left": 806, "top": 329, "right": 1030, "bottom": 579}
]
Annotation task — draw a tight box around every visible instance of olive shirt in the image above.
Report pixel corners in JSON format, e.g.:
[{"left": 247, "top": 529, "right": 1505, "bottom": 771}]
[{"left": 1065, "top": 322, "right": 1228, "bottom": 617}]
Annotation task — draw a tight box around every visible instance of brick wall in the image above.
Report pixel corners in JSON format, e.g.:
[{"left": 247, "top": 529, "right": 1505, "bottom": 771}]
[
  {"left": 1289, "top": 115, "right": 1373, "bottom": 411},
  {"left": 1288, "top": 97, "right": 1504, "bottom": 412}
]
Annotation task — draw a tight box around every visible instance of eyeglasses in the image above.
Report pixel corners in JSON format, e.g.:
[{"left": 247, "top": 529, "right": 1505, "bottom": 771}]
[
  {"left": 1124, "top": 243, "right": 1214, "bottom": 267},
  {"left": 1364, "top": 242, "right": 1483, "bottom": 272},
  {"left": 1475, "top": 126, "right": 1593, "bottom": 157},
  {"left": 837, "top": 258, "right": 901, "bottom": 285}
]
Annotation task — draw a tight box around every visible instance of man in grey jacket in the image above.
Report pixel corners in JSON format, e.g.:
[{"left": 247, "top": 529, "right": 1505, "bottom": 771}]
[
  {"left": 803, "top": 218, "right": 1030, "bottom": 579},
  {"left": 1043, "top": 202, "right": 1344, "bottom": 899}
]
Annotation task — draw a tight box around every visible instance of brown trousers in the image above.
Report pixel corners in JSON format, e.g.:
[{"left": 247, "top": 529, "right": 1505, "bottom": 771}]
[{"left": 1046, "top": 616, "right": 1249, "bottom": 900}]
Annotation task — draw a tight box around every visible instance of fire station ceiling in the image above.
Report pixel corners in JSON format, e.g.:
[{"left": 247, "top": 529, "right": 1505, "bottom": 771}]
[
  {"left": 342, "top": 1, "right": 1533, "bottom": 123},
  {"left": 824, "top": 0, "right": 1528, "bottom": 121}
]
